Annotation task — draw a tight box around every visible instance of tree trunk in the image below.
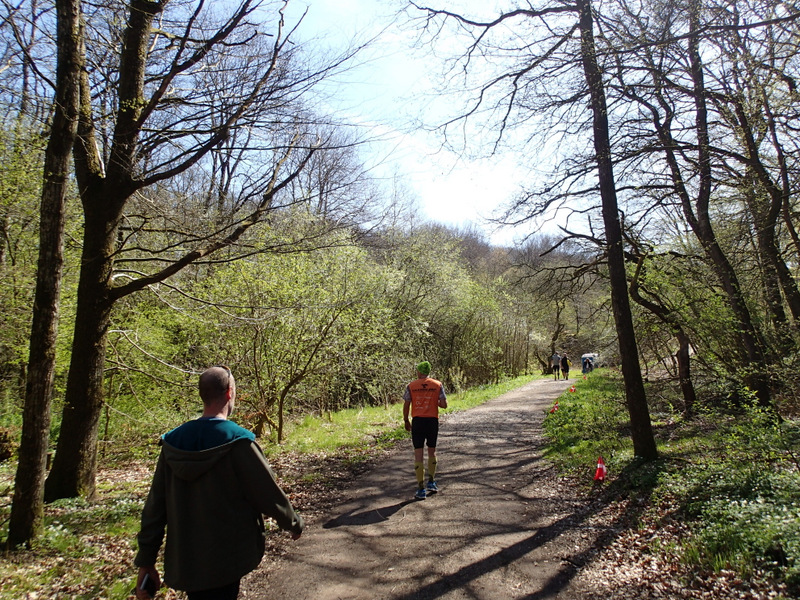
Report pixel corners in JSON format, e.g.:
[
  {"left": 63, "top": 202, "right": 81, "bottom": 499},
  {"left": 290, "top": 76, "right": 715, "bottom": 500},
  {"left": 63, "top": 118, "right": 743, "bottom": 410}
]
[
  {"left": 732, "top": 97, "right": 799, "bottom": 347},
  {"left": 747, "top": 183, "right": 794, "bottom": 352},
  {"left": 577, "top": 0, "right": 657, "bottom": 460},
  {"left": 44, "top": 224, "right": 115, "bottom": 501},
  {"left": 761, "top": 93, "right": 800, "bottom": 324},
  {"left": 43, "top": 0, "right": 161, "bottom": 502},
  {"left": 7, "top": 0, "right": 82, "bottom": 547},
  {"left": 684, "top": 2, "right": 770, "bottom": 405},
  {"left": 675, "top": 330, "right": 696, "bottom": 418}
]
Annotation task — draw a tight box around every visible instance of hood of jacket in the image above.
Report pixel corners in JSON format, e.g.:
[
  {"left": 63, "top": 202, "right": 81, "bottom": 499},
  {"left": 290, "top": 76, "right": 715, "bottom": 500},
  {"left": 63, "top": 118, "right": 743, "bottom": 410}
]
[{"left": 159, "top": 439, "right": 245, "bottom": 482}]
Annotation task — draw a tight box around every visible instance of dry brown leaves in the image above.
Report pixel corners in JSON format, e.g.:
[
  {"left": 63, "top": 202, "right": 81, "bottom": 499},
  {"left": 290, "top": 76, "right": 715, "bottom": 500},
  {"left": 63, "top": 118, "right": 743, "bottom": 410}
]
[{"left": 568, "top": 494, "right": 791, "bottom": 600}]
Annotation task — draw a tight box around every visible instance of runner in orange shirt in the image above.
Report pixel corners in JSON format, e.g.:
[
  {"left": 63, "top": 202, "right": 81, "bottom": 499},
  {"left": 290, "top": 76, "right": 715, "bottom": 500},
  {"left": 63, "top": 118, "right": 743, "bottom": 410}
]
[{"left": 403, "top": 361, "right": 448, "bottom": 500}]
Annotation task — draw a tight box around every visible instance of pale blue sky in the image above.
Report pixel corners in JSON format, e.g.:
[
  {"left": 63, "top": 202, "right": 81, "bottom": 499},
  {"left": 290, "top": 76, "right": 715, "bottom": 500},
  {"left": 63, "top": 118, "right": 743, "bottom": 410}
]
[{"left": 281, "top": 0, "right": 529, "bottom": 246}]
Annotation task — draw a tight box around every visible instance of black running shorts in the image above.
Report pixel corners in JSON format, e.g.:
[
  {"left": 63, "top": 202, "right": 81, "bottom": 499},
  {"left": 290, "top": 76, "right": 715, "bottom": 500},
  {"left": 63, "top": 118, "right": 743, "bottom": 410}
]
[{"left": 411, "top": 417, "right": 439, "bottom": 449}]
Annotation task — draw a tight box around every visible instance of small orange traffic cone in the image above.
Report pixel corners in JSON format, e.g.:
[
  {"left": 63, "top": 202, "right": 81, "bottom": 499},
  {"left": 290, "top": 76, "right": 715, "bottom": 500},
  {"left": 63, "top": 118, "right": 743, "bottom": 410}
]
[
  {"left": 549, "top": 401, "right": 559, "bottom": 413},
  {"left": 593, "top": 456, "right": 607, "bottom": 482},
  {"left": 569, "top": 385, "right": 576, "bottom": 392}
]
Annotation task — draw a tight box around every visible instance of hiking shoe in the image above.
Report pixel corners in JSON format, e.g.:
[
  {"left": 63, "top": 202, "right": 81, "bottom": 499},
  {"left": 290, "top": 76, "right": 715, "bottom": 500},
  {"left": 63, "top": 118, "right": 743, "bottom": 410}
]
[
  {"left": 426, "top": 480, "right": 439, "bottom": 494},
  {"left": 415, "top": 487, "right": 427, "bottom": 500}
]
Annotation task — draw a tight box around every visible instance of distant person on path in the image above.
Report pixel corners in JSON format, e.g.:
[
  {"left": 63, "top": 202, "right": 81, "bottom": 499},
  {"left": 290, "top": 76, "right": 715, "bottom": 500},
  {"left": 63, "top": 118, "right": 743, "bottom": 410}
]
[
  {"left": 403, "top": 361, "right": 448, "bottom": 500},
  {"left": 560, "top": 353, "right": 571, "bottom": 379},
  {"left": 133, "top": 366, "right": 304, "bottom": 600},
  {"left": 551, "top": 352, "right": 561, "bottom": 380}
]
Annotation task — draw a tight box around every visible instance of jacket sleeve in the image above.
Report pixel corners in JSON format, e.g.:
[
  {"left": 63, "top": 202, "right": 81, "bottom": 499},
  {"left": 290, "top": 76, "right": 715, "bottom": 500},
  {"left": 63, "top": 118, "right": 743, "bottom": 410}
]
[
  {"left": 134, "top": 451, "right": 168, "bottom": 567},
  {"left": 233, "top": 440, "right": 305, "bottom": 536}
]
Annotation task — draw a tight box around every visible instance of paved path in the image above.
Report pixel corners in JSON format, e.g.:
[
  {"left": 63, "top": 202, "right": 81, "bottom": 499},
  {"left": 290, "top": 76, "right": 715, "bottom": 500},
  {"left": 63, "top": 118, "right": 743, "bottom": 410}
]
[{"left": 243, "top": 377, "right": 609, "bottom": 600}]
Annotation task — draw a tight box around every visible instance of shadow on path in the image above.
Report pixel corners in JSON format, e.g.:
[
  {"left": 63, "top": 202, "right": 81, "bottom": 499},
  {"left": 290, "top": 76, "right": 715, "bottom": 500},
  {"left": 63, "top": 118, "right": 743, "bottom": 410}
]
[{"left": 323, "top": 500, "right": 416, "bottom": 528}]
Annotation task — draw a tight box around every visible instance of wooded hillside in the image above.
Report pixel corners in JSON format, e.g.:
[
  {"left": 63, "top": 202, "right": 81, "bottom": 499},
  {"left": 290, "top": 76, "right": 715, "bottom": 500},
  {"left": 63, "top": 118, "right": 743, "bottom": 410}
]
[{"left": 0, "top": 0, "right": 799, "bottom": 559}]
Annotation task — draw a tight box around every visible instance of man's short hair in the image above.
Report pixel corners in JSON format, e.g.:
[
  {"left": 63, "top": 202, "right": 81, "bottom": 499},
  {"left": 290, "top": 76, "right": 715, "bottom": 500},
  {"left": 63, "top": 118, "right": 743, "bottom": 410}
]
[{"left": 199, "top": 366, "right": 232, "bottom": 403}]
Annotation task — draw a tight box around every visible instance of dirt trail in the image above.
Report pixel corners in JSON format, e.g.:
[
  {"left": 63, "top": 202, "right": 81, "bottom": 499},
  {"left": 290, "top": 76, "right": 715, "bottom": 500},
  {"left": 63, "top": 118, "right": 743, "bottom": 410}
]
[{"left": 242, "top": 378, "right": 614, "bottom": 600}]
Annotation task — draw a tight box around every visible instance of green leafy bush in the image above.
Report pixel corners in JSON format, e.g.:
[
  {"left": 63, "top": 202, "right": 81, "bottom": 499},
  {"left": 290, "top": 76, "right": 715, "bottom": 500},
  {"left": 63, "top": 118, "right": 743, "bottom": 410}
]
[
  {"left": 658, "top": 410, "right": 800, "bottom": 588},
  {"left": 685, "top": 495, "right": 800, "bottom": 583}
]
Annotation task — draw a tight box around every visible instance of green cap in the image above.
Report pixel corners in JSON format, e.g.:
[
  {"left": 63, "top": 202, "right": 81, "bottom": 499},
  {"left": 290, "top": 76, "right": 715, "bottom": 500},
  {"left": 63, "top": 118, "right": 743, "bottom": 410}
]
[{"left": 416, "top": 361, "right": 431, "bottom": 376}]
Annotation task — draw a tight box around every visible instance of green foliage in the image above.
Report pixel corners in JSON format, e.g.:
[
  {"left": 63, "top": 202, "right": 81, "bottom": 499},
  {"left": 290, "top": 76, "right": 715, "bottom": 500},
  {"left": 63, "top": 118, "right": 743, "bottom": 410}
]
[
  {"left": 183, "top": 234, "right": 406, "bottom": 439},
  {"left": 0, "top": 124, "right": 83, "bottom": 451},
  {"left": 678, "top": 476, "right": 800, "bottom": 584},
  {"left": 375, "top": 226, "right": 525, "bottom": 388},
  {"left": 96, "top": 292, "right": 202, "bottom": 457},
  {"left": 0, "top": 465, "right": 144, "bottom": 599},
  {"left": 770, "top": 352, "right": 800, "bottom": 415},
  {"left": 544, "top": 371, "right": 800, "bottom": 591},
  {"left": 276, "top": 405, "right": 406, "bottom": 455},
  {"left": 268, "top": 374, "right": 539, "bottom": 456},
  {"left": 657, "top": 401, "right": 800, "bottom": 587},
  {"left": 44, "top": 495, "right": 142, "bottom": 539},
  {"left": 101, "top": 221, "right": 539, "bottom": 449},
  {"left": 504, "top": 237, "right": 616, "bottom": 374},
  {"left": 0, "top": 127, "right": 45, "bottom": 429}
]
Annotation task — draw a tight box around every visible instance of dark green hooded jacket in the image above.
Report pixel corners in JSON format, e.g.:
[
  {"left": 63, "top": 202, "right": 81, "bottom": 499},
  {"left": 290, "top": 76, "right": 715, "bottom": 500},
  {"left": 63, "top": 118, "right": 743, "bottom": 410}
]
[{"left": 134, "top": 419, "right": 304, "bottom": 592}]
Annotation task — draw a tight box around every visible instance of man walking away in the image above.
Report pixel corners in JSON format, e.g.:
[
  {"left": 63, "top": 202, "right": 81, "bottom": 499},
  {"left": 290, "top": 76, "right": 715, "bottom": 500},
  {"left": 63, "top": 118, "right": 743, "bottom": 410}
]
[
  {"left": 134, "top": 366, "right": 304, "bottom": 600},
  {"left": 551, "top": 352, "right": 561, "bottom": 380},
  {"left": 403, "top": 361, "right": 448, "bottom": 500}
]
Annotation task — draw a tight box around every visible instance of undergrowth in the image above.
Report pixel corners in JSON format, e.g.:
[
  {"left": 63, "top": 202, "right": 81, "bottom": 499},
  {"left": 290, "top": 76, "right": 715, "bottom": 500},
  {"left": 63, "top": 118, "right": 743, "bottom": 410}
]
[{"left": 543, "top": 370, "right": 800, "bottom": 596}]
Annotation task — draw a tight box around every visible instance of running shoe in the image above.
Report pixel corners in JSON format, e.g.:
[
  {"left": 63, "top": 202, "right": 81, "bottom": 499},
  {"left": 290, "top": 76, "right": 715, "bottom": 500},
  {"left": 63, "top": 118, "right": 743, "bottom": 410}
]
[
  {"left": 415, "top": 487, "right": 427, "bottom": 500},
  {"left": 426, "top": 480, "right": 439, "bottom": 493}
]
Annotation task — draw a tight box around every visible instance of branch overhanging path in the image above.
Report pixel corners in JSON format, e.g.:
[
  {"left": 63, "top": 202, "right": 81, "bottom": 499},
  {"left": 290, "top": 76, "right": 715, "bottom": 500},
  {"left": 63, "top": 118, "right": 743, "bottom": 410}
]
[{"left": 243, "top": 378, "right": 618, "bottom": 600}]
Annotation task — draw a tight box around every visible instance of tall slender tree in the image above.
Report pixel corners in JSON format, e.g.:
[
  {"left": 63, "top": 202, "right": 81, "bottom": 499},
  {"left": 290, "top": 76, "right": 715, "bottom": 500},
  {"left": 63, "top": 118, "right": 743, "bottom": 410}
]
[
  {"left": 575, "top": 0, "right": 656, "bottom": 458},
  {"left": 6, "top": 0, "right": 82, "bottom": 547},
  {"left": 410, "top": 1, "right": 658, "bottom": 458}
]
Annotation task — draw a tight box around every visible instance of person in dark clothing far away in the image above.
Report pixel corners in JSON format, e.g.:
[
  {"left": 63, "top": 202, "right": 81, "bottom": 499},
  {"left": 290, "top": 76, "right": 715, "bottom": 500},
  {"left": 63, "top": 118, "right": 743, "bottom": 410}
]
[
  {"left": 134, "top": 366, "right": 304, "bottom": 600},
  {"left": 560, "top": 353, "right": 571, "bottom": 380}
]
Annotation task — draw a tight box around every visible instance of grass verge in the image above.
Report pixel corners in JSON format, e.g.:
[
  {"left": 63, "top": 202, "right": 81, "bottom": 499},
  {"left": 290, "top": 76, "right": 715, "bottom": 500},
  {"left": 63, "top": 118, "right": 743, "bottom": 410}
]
[{"left": 543, "top": 369, "right": 800, "bottom": 597}]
